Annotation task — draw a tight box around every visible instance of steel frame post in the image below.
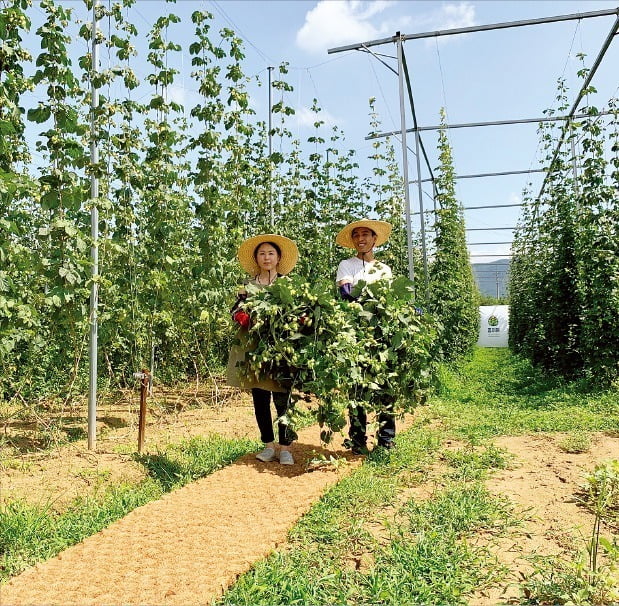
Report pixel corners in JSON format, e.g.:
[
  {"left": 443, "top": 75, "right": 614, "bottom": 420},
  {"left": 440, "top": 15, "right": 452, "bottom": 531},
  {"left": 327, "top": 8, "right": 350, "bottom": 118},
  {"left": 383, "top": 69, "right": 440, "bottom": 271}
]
[
  {"left": 401, "top": 47, "right": 430, "bottom": 297},
  {"left": 88, "top": 0, "right": 100, "bottom": 451},
  {"left": 396, "top": 34, "right": 415, "bottom": 287}
]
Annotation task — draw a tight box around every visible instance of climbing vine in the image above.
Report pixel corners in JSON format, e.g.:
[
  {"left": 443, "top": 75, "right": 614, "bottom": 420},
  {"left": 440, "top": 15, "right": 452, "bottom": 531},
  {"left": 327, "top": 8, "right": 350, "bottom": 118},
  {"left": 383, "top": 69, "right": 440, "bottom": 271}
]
[
  {"left": 510, "top": 67, "right": 618, "bottom": 384},
  {"left": 239, "top": 274, "right": 437, "bottom": 442},
  {"left": 427, "top": 108, "right": 479, "bottom": 362}
]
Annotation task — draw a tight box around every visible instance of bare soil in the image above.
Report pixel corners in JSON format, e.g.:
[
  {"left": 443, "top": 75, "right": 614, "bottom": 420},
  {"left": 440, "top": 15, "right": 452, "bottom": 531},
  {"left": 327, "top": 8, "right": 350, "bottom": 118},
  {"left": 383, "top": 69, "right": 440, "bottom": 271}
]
[
  {"left": 2, "top": 383, "right": 261, "bottom": 511},
  {"left": 474, "top": 432, "right": 619, "bottom": 605},
  {"left": 1, "top": 383, "right": 618, "bottom": 605}
]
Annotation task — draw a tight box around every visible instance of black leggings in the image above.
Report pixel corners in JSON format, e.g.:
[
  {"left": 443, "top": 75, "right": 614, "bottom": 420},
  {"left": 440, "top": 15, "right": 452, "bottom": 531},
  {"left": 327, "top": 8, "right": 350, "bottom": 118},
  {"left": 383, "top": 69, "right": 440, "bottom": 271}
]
[{"left": 252, "top": 388, "right": 294, "bottom": 446}]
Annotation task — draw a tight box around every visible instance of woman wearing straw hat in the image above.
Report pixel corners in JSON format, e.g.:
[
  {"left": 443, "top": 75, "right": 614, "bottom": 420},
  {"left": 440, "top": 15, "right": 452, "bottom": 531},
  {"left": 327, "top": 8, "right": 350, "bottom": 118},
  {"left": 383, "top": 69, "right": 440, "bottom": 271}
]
[
  {"left": 335, "top": 219, "right": 396, "bottom": 454},
  {"left": 227, "top": 234, "right": 299, "bottom": 465}
]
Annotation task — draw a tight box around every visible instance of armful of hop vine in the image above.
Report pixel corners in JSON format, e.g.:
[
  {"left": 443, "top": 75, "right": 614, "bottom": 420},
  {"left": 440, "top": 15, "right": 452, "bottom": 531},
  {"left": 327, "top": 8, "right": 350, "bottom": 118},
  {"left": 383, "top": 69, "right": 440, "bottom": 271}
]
[{"left": 240, "top": 275, "right": 438, "bottom": 444}]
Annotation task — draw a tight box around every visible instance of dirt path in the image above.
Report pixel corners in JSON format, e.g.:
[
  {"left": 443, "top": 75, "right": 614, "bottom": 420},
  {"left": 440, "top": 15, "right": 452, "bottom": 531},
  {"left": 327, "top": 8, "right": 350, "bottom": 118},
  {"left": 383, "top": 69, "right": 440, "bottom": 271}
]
[
  {"left": 2, "top": 387, "right": 261, "bottom": 510},
  {"left": 2, "top": 385, "right": 617, "bottom": 605},
  {"left": 1, "top": 424, "right": 363, "bottom": 606}
]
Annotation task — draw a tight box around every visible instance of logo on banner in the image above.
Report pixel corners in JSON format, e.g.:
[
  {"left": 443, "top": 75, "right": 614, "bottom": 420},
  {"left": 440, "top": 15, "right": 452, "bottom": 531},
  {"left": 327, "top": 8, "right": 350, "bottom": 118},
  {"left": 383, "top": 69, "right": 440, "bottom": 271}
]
[{"left": 488, "top": 315, "right": 500, "bottom": 334}]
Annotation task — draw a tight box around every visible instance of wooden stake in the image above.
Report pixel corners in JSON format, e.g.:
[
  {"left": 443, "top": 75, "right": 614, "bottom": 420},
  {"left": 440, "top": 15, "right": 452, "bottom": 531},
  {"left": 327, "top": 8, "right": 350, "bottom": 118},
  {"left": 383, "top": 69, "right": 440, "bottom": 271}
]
[{"left": 134, "top": 370, "right": 150, "bottom": 453}]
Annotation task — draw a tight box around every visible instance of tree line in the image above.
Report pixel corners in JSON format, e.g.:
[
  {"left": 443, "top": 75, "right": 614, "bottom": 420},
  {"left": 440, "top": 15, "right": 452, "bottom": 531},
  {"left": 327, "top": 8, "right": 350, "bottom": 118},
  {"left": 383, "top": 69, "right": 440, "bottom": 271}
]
[
  {"left": 2, "top": 0, "right": 615, "bottom": 424},
  {"left": 0, "top": 0, "right": 479, "bottom": 412}
]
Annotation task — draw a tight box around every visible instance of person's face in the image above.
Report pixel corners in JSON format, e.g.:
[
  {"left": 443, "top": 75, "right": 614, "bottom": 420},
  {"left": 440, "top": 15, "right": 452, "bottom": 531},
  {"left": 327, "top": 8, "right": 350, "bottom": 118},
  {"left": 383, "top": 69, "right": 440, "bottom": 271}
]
[
  {"left": 255, "top": 243, "right": 280, "bottom": 271},
  {"left": 351, "top": 227, "right": 377, "bottom": 254}
]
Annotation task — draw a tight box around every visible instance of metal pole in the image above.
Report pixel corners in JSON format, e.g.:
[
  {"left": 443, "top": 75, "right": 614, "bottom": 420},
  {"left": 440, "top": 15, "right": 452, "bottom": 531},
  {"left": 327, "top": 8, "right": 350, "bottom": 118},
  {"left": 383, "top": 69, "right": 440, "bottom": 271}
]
[
  {"left": 413, "top": 202, "right": 523, "bottom": 215},
  {"left": 396, "top": 34, "right": 414, "bottom": 287},
  {"left": 88, "top": 0, "right": 100, "bottom": 451},
  {"left": 368, "top": 109, "right": 617, "bottom": 140},
  {"left": 468, "top": 241, "right": 513, "bottom": 245},
  {"left": 268, "top": 66, "right": 274, "bottom": 228},
  {"left": 327, "top": 7, "right": 619, "bottom": 54},
  {"left": 401, "top": 52, "right": 435, "bottom": 185},
  {"left": 400, "top": 46, "right": 429, "bottom": 296},
  {"left": 411, "top": 168, "right": 547, "bottom": 184}
]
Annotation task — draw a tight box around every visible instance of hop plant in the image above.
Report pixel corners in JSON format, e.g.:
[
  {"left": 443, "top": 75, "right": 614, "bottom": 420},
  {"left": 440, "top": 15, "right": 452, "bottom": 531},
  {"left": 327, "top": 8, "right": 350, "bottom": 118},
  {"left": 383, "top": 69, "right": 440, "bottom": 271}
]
[{"left": 240, "top": 274, "right": 438, "bottom": 443}]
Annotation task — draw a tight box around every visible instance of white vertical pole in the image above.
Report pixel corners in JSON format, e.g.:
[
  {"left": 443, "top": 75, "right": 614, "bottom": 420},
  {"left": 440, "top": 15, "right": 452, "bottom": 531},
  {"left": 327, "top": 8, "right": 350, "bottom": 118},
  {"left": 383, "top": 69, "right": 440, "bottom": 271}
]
[
  {"left": 396, "top": 34, "right": 414, "bottom": 286},
  {"left": 88, "top": 0, "right": 100, "bottom": 450},
  {"left": 570, "top": 131, "right": 579, "bottom": 192},
  {"left": 268, "top": 66, "right": 274, "bottom": 228}
]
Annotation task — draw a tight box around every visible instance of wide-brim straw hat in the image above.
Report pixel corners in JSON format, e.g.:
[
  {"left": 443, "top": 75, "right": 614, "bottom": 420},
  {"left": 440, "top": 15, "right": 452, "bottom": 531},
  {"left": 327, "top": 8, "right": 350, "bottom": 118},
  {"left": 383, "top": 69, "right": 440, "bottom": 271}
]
[
  {"left": 336, "top": 219, "right": 392, "bottom": 249},
  {"left": 237, "top": 233, "right": 299, "bottom": 276}
]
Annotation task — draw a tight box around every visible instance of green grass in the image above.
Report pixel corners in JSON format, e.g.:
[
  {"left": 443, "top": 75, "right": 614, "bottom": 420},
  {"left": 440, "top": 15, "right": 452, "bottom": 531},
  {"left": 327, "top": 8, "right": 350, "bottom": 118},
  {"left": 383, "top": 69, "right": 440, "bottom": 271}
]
[
  {"left": 218, "top": 427, "right": 513, "bottom": 606},
  {"left": 0, "top": 434, "right": 257, "bottom": 582},
  {"left": 558, "top": 430, "right": 593, "bottom": 454},
  {"left": 428, "top": 348, "right": 619, "bottom": 441},
  {"left": 362, "top": 484, "right": 511, "bottom": 605},
  {"left": 3, "top": 347, "right": 618, "bottom": 602},
  {"left": 218, "top": 347, "right": 619, "bottom": 606},
  {"left": 136, "top": 434, "right": 258, "bottom": 491}
]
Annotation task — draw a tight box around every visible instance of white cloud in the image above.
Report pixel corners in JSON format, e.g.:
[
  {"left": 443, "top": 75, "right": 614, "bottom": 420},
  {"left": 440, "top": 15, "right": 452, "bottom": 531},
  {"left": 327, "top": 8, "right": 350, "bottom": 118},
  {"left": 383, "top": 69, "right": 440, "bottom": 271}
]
[
  {"left": 435, "top": 2, "right": 476, "bottom": 31},
  {"left": 414, "top": 2, "right": 477, "bottom": 46},
  {"left": 296, "top": 0, "right": 406, "bottom": 55},
  {"left": 294, "top": 105, "right": 338, "bottom": 129},
  {"left": 295, "top": 1, "right": 474, "bottom": 54}
]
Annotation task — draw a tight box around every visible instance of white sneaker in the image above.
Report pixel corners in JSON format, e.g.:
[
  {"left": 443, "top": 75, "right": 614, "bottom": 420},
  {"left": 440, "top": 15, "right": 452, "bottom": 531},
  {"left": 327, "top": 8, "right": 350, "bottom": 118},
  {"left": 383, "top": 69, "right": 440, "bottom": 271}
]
[
  {"left": 279, "top": 450, "right": 294, "bottom": 465},
  {"left": 256, "top": 447, "right": 276, "bottom": 462}
]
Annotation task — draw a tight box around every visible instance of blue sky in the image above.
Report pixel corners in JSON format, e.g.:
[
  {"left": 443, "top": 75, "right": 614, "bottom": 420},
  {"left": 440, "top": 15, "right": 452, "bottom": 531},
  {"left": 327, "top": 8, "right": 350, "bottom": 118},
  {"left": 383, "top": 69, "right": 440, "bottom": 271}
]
[{"left": 23, "top": 1, "right": 619, "bottom": 261}]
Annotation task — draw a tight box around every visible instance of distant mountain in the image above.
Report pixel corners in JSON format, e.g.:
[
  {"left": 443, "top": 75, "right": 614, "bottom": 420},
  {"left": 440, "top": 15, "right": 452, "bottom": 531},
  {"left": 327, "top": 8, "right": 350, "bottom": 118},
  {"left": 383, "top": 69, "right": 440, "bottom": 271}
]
[{"left": 471, "top": 259, "right": 510, "bottom": 298}]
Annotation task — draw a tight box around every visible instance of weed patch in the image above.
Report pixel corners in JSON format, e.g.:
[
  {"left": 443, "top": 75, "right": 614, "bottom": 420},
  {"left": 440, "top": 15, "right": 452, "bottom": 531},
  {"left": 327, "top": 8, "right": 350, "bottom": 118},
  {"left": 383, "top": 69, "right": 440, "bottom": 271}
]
[
  {"left": 0, "top": 435, "right": 257, "bottom": 581},
  {"left": 219, "top": 427, "right": 513, "bottom": 605}
]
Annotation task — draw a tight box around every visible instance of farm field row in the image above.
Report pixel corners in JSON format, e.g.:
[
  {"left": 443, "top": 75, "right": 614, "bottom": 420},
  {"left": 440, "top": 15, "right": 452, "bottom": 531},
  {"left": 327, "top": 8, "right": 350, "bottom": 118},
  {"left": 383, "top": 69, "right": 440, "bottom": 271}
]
[{"left": 1, "top": 348, "right": 618, "bottom": 604}]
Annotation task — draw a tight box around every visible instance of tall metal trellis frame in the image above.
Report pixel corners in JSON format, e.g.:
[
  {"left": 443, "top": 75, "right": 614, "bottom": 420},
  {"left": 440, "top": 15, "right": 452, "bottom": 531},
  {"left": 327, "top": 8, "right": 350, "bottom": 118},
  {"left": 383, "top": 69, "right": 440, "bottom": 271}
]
[{"left": 328, "top": 7, "right": 619, "bottom": 296}]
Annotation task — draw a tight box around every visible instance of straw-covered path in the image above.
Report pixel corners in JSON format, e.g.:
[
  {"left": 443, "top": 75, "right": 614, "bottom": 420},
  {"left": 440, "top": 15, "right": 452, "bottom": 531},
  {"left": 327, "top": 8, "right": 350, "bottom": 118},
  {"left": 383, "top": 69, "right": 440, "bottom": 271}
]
[{"left": 3, "top": 420, "right": 402, "bottom": 606}]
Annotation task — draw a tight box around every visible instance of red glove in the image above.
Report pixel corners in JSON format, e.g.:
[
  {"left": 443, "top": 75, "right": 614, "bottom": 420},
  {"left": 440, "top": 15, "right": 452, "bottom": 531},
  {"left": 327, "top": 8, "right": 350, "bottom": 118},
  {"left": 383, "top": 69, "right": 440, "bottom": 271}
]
[{"left": 233, "top": 310, "right": 251, "bottom": 328}]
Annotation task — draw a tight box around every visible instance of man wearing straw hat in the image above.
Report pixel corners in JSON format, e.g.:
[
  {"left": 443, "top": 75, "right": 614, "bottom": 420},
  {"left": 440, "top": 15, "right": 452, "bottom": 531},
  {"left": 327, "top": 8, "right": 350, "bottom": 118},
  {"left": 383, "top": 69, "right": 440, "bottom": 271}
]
[
  {"left": 227, "top": 233, "right": 299, "bottom": 465},
  {"left": 335, "top": 219, "right": 396, "bottom": 454}
]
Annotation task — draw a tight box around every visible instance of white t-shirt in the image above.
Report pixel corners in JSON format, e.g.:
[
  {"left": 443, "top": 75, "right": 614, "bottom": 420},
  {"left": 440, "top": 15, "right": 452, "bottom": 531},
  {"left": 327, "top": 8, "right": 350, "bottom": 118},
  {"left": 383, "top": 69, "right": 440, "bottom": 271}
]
[{"left": 336, "top": 257, "right": 392, "bottom": 286}]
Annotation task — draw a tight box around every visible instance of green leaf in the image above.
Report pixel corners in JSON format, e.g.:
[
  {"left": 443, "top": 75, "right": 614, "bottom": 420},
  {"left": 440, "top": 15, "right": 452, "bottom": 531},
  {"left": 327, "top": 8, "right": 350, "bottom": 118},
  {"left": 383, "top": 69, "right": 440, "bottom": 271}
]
[
  {"left": 40, "top": 190, "right": 60, "bottom": 210},
  {"left": 27, "top": 106, "right": 51, "bottom": 123}
]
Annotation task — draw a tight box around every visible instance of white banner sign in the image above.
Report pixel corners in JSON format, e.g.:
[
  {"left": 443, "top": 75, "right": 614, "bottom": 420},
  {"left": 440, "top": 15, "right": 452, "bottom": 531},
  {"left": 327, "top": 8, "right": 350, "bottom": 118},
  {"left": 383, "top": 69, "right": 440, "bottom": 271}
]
[{"left": 477, "top": 305, "right": 509, "bottom": 347}]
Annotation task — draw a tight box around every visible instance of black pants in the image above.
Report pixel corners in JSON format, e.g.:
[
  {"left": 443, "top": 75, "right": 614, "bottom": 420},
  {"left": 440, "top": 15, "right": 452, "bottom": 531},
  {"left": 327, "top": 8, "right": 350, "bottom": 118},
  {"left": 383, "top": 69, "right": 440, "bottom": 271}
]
[
  {"left": 348, "top": 401, "right": 396, "bottom": 448},
  {"left": 252, "top": 388, "right": 294, "bottom": 446}
]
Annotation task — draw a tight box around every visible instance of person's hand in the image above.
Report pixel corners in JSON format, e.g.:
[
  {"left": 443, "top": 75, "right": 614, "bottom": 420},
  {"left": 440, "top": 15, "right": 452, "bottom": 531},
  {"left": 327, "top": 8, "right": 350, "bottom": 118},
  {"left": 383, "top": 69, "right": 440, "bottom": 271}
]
[
  {"left": 338, "top": 283, "right": 357, "bottom": 301},
  {"left": 233, "top": 310, "right": 251, "bottom": 328}
]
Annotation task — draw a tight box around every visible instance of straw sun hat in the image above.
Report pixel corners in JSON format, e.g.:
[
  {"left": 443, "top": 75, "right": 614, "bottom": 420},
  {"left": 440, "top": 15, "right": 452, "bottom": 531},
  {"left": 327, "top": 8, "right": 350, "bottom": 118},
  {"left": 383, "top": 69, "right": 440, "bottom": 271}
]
[
  {"left": 237, "top": 234, "right": 299, "bottom": 276},
  {"left": 335, "top": 219, "right": 392, "bottom": 249}
]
